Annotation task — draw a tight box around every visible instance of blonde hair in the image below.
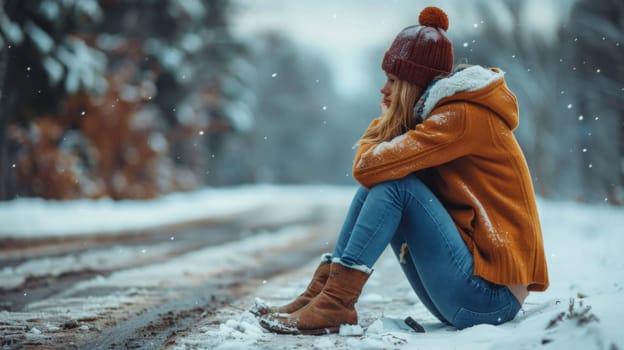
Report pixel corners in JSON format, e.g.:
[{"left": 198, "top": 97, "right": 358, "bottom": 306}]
[{"left": 358, "top": 79, "right": 423, "bottom": 145}]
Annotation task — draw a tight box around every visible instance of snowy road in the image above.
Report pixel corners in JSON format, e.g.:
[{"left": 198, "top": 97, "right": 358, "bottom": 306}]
[
  {"left": 0, "top": 186, "right": 353, "bottom": 349},
  {"left": 1, "top": 186, "right": 623, "bottom": 350}
]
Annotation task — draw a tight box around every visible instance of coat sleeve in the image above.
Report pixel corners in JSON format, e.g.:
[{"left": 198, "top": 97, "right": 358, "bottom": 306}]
[{"left": 353, "top": 104, "right": 480, "bottom": 188}]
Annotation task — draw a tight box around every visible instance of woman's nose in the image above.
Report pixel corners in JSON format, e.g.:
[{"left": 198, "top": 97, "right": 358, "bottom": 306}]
[{"left": 380, "top": 83, "right": 389, "bottom": 94}]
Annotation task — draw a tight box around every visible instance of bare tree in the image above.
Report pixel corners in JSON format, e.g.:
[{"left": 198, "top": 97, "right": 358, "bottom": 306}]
[
  {"left": 0, "top": 0, "right": 13, "bottom": 200},
  {"left": 567, "top": 0, "right": 624, "bottom": 203}
]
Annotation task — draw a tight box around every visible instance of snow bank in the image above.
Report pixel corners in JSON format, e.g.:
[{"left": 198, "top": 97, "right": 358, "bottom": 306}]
[{"left": 0, "top": 185, "right": 355, "bottom": 238}]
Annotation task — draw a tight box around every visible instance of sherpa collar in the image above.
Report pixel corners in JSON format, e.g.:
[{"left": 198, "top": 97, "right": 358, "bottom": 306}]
[{"left": 414, "top": 65, "right": 505, "bottom": 120}]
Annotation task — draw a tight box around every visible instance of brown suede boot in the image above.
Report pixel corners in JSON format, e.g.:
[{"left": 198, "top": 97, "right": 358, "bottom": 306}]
[
  {"left": 259, "top": 262, "right": 371, "bottom": 335},
  {"left": 251, "top": 254, "right": 331, "bottom": 316}
]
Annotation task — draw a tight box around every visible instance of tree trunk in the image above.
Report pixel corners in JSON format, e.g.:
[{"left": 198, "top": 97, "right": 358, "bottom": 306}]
[{"left": 0, "top": 1, "right": 11, "bottom": 200}]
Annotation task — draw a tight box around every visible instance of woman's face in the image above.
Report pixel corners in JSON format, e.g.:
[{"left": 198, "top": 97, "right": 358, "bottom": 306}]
[{"left": 380, "top": 73, "right": 396, "bottom": 109}]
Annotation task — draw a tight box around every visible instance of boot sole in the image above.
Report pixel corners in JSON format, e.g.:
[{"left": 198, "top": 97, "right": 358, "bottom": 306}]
[
  {"left": 259, "top": 318, "right": 343, "bottom": 335},
  {"left": 298, "top": 326, "right": 341, "bottom": 335}
]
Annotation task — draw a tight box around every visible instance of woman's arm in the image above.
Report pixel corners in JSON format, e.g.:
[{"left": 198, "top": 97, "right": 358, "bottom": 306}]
[{"left": 353, "top": 104, "right": 479, "bottom": 188}]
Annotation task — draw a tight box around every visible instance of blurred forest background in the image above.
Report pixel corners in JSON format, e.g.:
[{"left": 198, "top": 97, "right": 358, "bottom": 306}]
[{"left": 0, "top": 0, "right": 622, "bottom": 204}]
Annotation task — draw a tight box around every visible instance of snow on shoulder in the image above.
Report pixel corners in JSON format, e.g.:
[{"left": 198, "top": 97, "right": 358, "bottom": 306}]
[{"left": 371, "top": 133, "right": 409, "bottom": 157}]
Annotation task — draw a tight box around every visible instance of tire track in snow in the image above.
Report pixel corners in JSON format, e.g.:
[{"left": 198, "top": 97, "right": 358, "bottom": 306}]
[
  {"left": 1, "top": 219, "right": 342, "bottom": 349},
  {"left": 0, "top": 205, "right": 324, "bottom": 312}
]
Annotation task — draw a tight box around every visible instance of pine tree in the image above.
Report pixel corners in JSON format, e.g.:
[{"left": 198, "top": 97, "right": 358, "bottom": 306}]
[
  {"left": 0, "top": 0, "right": 106, "bottom": 199},
  {"left": 0, "top": 0, "right": 254, "bottom": 199}
]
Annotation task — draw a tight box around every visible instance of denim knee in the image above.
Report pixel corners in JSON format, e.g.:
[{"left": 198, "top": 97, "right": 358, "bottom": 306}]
[
  {"left": 373, "top": 175, "right": 414, "bottom": 187},
  {"left": 369, "top": 175, "right": 429, "bottom": 202}
]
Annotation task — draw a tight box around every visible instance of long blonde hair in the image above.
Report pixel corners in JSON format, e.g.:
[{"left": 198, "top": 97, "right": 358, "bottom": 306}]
[{"left": 358, "top": 79, "right": 423, "bottom": 145}]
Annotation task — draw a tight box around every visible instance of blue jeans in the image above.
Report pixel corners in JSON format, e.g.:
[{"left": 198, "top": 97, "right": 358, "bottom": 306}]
[{"left": 332, "top": 176, "right": 521, "bottom": 329}]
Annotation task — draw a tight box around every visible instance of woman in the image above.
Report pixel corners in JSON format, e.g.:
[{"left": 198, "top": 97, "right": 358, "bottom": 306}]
[{"left": 256, "top": 6, "right": 549, "bottom": 334}]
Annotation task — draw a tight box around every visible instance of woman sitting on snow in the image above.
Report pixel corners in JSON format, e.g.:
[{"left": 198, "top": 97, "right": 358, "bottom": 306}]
[{"left": 254, "top": 6, "right": 549, "bottom": 334}]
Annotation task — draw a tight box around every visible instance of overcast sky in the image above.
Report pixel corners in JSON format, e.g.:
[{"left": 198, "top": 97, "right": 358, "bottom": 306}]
[{"left": 231, "top": 0, "right": 576, "bottom": 96}]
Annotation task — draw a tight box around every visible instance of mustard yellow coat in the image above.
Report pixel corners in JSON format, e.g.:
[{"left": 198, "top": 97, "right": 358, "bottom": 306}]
[{"left": 353, "top": 66, "right": 548, "bottom": 291}]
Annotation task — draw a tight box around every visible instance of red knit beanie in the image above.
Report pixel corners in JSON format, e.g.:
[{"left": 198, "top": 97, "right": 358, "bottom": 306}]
[{"left": 381, "top": 7, "right": 454, "bottom": 88}]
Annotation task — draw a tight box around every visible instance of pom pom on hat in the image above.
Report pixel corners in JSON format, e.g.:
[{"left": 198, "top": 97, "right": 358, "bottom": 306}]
[{"left": 418, "top": 6, "right": 449, "bottom": 31}]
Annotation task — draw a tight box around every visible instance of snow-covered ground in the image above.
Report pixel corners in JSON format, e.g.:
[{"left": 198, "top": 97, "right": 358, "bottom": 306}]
[
  {"left": 0, "top": 185, "right": 354, "bottom": 238},
  {"left": 1, "top": 186, "right": 623, "bottom": 349}
]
